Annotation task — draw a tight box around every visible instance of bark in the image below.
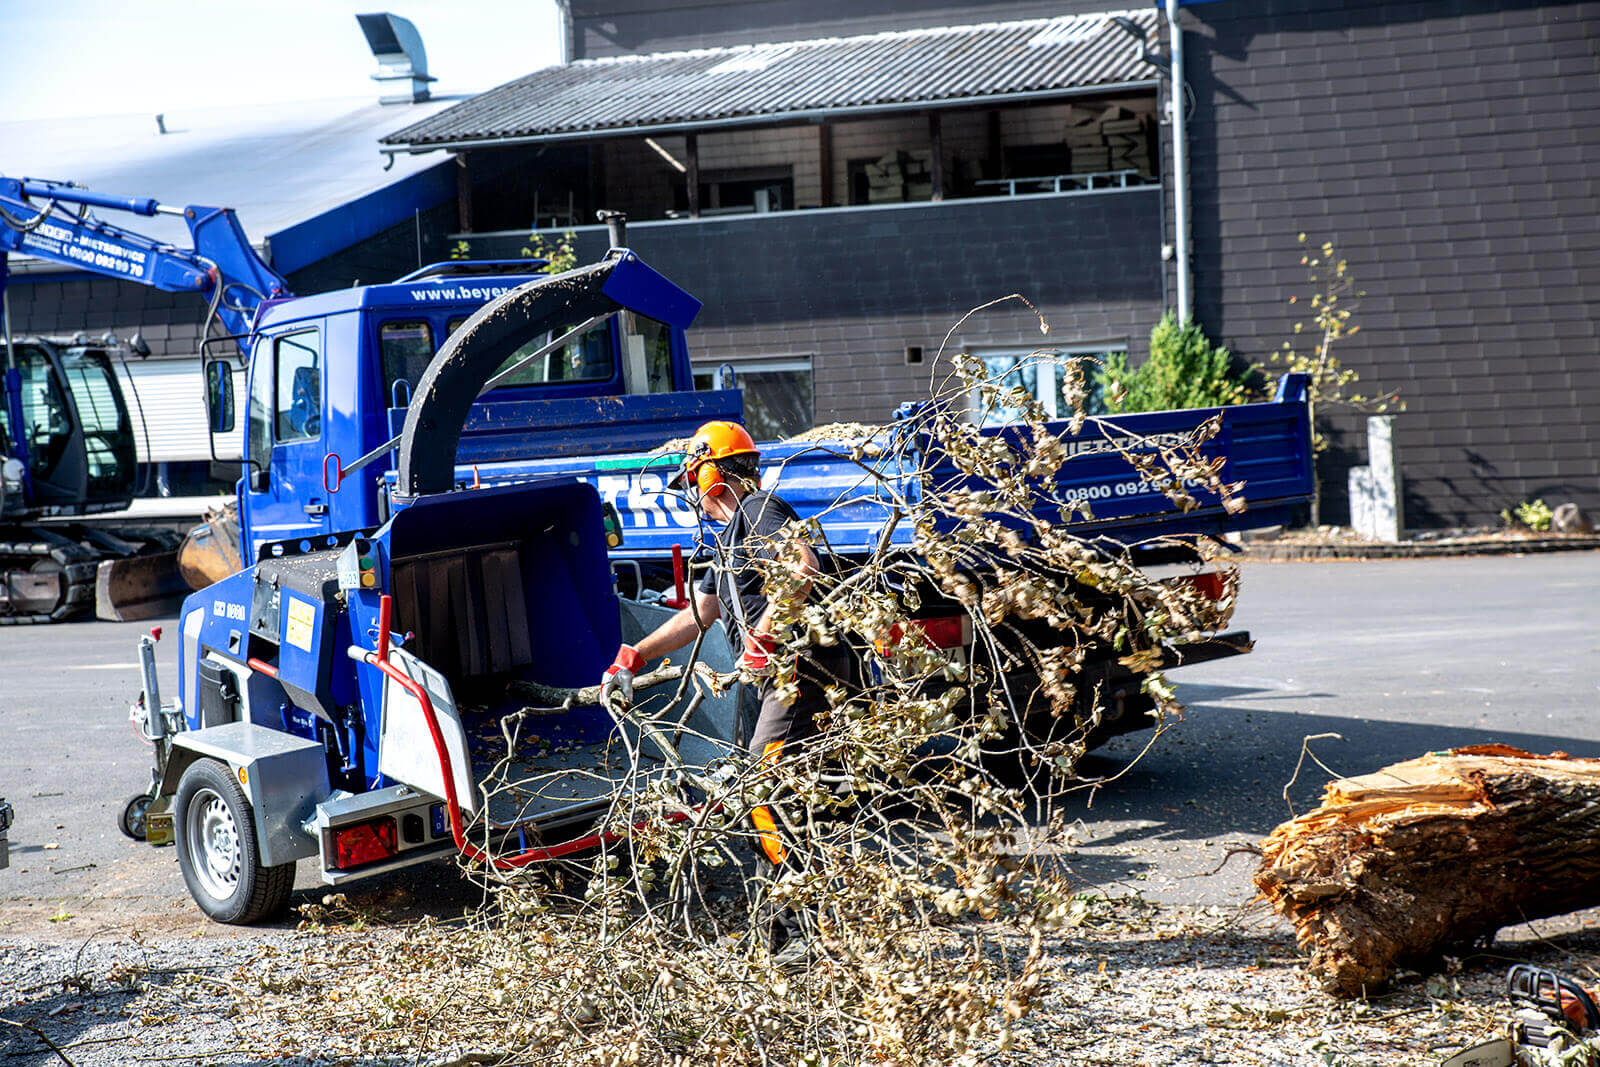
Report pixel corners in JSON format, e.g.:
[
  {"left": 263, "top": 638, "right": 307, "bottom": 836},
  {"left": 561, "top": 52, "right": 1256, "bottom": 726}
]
[{"left": 1254, "top": 745, "right": 1600, "bottom": 996}]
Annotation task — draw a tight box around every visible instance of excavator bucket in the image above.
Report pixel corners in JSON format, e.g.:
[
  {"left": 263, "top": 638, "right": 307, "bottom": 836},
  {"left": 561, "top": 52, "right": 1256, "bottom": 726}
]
[
  {"left": 176, "top": 502, "right": 244, "bottom": 589},
  {"left": 96, "top": 502, "right": 242, "bottom": 620},
  {"left": 95, "top": 551, "right": 186, "bottom": 622}
]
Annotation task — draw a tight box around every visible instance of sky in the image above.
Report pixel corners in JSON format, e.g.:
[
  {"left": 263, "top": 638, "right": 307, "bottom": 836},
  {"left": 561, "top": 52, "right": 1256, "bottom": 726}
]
[{"left": 0, "top": 1, "right": 565, "bottom": 122}]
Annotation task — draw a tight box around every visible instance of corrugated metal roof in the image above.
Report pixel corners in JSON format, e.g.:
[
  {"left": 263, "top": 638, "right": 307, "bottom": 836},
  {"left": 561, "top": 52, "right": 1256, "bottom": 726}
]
[{"left": 381, "top": 10, "right": 1160, "bottom": 150}]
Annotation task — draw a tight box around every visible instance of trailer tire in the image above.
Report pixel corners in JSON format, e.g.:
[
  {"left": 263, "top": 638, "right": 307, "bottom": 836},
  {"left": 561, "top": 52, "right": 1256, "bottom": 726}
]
[{"left": 173, "top": 758, "right": 295, "bottom": 924}]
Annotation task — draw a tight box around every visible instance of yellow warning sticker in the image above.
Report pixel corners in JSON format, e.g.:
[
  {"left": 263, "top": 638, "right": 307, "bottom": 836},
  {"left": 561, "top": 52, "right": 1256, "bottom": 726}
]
[{"left": 284, "top": 596, "right": 316, "bottom": 652}]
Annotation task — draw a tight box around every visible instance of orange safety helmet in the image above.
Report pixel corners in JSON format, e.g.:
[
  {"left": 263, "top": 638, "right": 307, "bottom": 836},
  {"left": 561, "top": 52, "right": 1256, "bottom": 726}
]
[{"left": 673, "top": 420, "right": 758, "bottom": 499}]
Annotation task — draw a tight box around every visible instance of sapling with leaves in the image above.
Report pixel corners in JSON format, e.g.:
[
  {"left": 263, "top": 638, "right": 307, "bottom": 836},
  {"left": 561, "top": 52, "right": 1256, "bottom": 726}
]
[{"left": 1264, "top": 234, "right": 1402, "bottom": 527}]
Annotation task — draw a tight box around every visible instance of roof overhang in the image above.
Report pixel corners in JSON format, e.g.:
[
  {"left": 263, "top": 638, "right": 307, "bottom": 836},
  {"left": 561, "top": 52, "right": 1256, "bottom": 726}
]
[
  {"left": 381, "top": 80, "right": 1161, "bottom": 157},
  {"left": 380, "top": 10, "right": 1164, "bottom": 157}
]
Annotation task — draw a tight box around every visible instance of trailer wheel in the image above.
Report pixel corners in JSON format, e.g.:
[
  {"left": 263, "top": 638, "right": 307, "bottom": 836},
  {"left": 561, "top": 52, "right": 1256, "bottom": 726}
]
[
  {"left": 173, "top": 759, "right": 295, "bottom": 924},
  {"left": 119, "top": 793, "right": 151, "bottom": 841}
]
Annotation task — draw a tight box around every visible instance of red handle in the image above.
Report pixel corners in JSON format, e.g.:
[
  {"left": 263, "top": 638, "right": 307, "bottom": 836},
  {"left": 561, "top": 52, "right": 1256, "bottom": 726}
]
[
  {"left": 663, "top": 543, "right": 689, "bottom": 609},
  {"left": 322, "top": 452, "right": 344, "bottom": 494}
]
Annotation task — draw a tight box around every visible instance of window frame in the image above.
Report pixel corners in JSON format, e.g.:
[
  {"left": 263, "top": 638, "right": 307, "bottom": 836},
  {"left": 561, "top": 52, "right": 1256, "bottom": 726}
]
[{"left": 272, "top": 327, "right": 323, "bottom": 444}]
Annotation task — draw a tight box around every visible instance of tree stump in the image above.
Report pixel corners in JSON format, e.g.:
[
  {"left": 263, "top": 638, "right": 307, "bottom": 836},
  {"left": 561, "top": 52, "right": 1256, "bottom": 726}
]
[{"left": 1254, "top": 745, "right": 1600, "bottom": 995}]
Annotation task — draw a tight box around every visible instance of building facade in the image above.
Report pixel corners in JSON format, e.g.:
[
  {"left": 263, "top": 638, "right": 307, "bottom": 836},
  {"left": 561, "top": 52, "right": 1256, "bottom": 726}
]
[{"left": 384, "top": 0, "right": 1599, "bottom": 527}]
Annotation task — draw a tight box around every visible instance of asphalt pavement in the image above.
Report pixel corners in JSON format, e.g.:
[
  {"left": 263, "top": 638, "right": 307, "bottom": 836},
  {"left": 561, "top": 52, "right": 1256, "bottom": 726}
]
[{"left": 0, "top": 552, "right": 1595, "bottom": 934}]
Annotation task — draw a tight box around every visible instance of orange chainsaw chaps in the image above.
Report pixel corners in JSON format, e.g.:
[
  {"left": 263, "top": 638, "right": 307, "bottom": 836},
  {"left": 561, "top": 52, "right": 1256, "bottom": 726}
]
[{"left": 752, "top": 741, "right": 787, "bottom": 865}]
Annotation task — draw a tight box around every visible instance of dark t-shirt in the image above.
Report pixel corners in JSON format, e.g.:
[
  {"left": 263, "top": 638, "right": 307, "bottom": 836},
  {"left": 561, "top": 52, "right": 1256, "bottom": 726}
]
[{"left": 696, "top": 490, "right": 803, "bottom": 647}]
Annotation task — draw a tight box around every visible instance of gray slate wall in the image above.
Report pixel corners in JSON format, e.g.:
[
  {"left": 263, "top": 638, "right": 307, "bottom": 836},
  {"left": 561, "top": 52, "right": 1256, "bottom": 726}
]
[
  {"left": 1177, "top": 0, "right": 1600, "bottom": 526},
  {"left": 464, "top": 189, "right": 1166, "bottom": 424},
  {"left": 4, "top": 275, "right": 207, "bottom": 360}
]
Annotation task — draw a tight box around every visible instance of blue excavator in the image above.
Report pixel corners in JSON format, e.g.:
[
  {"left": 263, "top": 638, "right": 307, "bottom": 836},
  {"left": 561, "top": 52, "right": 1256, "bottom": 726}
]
[{"left": 0, "top": 176, "right": 288, "bottom": 622}]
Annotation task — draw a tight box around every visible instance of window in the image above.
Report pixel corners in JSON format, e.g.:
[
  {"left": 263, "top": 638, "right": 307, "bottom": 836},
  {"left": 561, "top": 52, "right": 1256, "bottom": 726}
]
[
  {"left": 630, "top": 318, "right": 675, "bottom": 394},
  {"left": 379, "top": 321, "right": 434, "bottom": 403},
  {"left": 674, "top": 167, "right": 794, "bottom": 216},
  {"left": 248, "top": 341, "right": 272, "bottom": 472},
  {"left": 59, "top": 350, "right": 134, "bottom": 492},
  {"left": 491, "top": 319, "right": 613, "bottom": 388},
  {"left": 969, "top": 348, "right": 1117, "bottom": 429},
  {"left": 274, "top": 330, "right": 322, "bottom": 441},
  {"left": 694, "top": 356, "right": 813, "bottom": 442},
  {"left": 2, "top": 345, "right": 73, "bottom": 481}
]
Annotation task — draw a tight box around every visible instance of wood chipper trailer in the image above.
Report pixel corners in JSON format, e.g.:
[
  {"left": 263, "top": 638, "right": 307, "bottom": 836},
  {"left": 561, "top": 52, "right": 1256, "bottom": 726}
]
[{"left": 127, "top": 257, "right": 743, "bottom": 923}]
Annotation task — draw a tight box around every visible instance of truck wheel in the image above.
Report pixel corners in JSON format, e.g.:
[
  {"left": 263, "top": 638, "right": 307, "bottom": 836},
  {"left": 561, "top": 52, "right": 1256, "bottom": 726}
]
[
  {"left": 119, "top": 793, "right": 152, "bottom": 841},
  {"left": 173, "top": 759, "right": 295, "bottom": 924}
]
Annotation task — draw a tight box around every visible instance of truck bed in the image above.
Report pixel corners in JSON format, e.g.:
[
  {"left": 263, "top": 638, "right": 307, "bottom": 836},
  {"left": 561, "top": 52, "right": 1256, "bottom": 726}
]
[{"left": 385, "top": 376, "right": 1313, "bottom": 559}]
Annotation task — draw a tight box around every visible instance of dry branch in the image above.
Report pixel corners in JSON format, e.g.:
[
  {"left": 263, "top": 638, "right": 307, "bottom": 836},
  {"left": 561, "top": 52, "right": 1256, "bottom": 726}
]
[{"left": 1255, "top": 744, "right": 1600, "bottom": 995}]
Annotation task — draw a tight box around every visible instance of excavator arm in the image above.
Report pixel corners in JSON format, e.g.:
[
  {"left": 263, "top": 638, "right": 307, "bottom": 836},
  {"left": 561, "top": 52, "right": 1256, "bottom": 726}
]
[
  {"left": 0, "top": 176, "right": 290, "bottom": 339},
  {"left": 0, "top": 178, "right": 289, "bottom": 623}
]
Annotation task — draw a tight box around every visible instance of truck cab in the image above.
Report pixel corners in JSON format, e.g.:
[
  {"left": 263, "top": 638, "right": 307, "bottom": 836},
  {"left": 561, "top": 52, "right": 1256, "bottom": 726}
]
[{"left": 208, "top": 262, "right": 700, "bottom": 563}]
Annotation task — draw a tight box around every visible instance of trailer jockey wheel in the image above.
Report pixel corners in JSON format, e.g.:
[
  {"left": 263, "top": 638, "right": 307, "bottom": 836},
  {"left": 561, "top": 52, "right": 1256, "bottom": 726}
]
[
  {"left": 173, "top": 759, "right": 295, "bottom": 924},
  {"left": 119, "top": 793, "right": 152, "bottom": 841}
]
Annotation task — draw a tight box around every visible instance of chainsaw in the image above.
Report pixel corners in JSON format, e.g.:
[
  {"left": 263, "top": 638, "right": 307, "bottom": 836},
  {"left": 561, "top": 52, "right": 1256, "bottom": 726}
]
[{"left": 1507, "top": 964, "right": 1600, "bottom": 1065}]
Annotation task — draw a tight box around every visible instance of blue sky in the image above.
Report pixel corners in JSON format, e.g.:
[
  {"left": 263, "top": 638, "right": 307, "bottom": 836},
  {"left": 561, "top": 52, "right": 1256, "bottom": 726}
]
[{"left": 1, "top": 1, "right": 564, "bottom": 121}]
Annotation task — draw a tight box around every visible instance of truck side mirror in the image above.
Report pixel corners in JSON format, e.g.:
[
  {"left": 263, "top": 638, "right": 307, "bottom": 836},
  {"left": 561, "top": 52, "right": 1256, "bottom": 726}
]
[{"left": 205, "top": 360, "right": 235, "bottom": 433}]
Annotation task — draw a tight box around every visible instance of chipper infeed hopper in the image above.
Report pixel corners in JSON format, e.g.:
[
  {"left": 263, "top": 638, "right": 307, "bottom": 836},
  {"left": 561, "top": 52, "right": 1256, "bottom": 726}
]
[{"left": 127, "top": 253, "right": 741, "bottom": 923}]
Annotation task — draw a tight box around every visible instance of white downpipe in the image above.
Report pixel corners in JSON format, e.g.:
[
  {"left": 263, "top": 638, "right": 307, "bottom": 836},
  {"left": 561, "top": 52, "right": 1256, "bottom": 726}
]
[{"left": 1166, "top": 0, "right": 1192, "bottom": 322}]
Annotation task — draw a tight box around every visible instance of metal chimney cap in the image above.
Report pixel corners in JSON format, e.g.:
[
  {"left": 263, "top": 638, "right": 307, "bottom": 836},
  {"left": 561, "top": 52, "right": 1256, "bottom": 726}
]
[{"left": 356, "top": 13, "right": 437, "bottom": 104}]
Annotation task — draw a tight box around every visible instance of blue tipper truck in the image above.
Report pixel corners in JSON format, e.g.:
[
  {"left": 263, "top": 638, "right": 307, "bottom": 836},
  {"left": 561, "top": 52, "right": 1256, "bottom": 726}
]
[{"left": 119, "top": 246, "right": 1311, "bottom": 923}]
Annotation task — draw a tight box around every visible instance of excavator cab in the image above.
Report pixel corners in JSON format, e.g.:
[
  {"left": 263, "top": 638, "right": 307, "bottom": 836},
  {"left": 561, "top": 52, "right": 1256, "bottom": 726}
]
[
  {"left": 0, "top": 338, "right": 137, "bottom": 516},
  {"left": 0, "top": 337, "right": 151, "bottom": 622}
]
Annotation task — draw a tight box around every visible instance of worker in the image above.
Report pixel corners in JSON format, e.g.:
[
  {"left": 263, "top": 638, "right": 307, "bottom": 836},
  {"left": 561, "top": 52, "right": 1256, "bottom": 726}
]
[{"left": 599, "top": 419, "right": 848, "bottom": 954}]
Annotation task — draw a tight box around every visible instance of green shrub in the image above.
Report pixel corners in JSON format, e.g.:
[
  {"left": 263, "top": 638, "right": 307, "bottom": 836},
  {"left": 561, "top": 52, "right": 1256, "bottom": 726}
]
[
  {"left": 1097, "top": 313, "right": 1253, "bottom": 414},
  {"left": 1501, "top": 499, "right": 1553, "bottom": 532}
]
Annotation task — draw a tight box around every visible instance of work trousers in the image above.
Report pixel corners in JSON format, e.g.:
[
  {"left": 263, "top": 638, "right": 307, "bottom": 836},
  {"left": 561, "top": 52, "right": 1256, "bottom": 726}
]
[{"left": 746, "top": 644, "right": 853, "bottom": 952}]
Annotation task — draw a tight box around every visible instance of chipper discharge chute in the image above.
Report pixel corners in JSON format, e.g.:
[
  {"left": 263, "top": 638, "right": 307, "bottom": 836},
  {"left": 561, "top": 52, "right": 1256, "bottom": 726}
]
[{"left": 123, "top": 253, "right": 740, "bottom": 923}]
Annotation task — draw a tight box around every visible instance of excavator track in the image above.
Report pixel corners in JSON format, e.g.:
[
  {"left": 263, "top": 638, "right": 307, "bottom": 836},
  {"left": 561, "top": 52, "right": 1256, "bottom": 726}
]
[{"left": 0, "top": 525, "right": 180, "bottom": 625}]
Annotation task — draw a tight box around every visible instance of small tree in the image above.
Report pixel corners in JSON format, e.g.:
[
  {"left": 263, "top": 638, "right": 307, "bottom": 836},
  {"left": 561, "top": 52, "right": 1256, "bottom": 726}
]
[
  {"left": 1098, "top": 312, "right": 1254, "bottom": 414},
  {"left": 522, "top": 229, "right": 578, "bottom": 273},
  {"left": 449, "top": 230, "right": 579, "bottom": 271},
  {"left": 1264, "top": 235, "right": 1401, "bottom": 527}
]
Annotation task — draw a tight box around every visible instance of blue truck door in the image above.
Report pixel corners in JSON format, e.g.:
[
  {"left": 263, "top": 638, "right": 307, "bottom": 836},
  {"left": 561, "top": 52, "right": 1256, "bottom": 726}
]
[{"left": 242, "top": 325, "right": 333, "bottom": 557}]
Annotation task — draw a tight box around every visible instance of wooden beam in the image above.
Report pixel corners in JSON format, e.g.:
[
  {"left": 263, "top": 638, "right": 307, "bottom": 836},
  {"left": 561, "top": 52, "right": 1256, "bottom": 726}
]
[
  {"left": 685, "top": 133, "right": 700, "bottom": 219},
  {"left": 455, "top": 152, "right": 473, "bottom": 233},
  {"left": 818, "top": 122, "right": 835, "bottom": 207},
  {"left": 927, "top": 112, "right": 945, "bottom": 201},
  {"left": 986, "top": 109, "right": 1003, "bottom": 180},
  {"left": 589, "top": 141, "right": 607, "bottom": 221}
]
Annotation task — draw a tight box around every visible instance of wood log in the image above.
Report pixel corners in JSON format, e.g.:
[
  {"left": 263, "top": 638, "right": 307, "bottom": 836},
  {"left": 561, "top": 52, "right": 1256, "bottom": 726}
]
[{"left": 1254, "top": 745, "right": 1600, "bottom": 996}]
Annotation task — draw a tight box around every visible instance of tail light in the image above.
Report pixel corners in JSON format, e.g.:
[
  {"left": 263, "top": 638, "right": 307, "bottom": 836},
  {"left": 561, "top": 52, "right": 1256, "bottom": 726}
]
[
  {"left": 1179, "top": 571, "right": 1229, "bottom": 602},
  {"left": 879, "top": 615, "right": 972, "bottom": 652},
  {"left": 330, "top": 817, "right": 397, "bottom": 869}
]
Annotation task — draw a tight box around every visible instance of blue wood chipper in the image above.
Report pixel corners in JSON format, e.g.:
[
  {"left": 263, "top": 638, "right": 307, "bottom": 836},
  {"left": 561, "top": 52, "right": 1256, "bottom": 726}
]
[{"left": 129, "top": 255, "right": 745, "bottom": 923}]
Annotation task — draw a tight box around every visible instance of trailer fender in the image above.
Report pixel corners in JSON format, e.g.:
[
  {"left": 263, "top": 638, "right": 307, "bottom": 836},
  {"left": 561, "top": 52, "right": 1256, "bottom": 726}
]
[{"left": 160, "top": 721, "right": 329, "bottom": 867}]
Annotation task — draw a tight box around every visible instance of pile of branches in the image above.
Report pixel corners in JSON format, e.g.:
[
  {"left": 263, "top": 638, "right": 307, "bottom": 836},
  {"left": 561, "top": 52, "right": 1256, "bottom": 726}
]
[{"left": 234, "top": 301, "right": 1248, "bottom": 1065}]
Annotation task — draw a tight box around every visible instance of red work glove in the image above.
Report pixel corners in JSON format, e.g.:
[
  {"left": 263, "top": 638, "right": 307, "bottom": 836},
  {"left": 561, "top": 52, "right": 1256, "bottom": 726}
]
[
  {"left": 742, "top": 630, "right": 777, "bottom": 676},
  {"left": 601, "top": 644, "right": 645, "bottom": 707}
]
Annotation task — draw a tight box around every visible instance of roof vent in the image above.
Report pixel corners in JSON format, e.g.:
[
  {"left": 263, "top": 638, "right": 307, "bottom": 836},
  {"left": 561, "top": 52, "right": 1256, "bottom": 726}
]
[
  {"left": 1028, "top": 18, "right": 1100, "bottom": 48},
  {"left": 357, "top": 12, "right": 436, "bottom": 104},
  {"left": 705, "top": 48, "right": 787, "bottom": 76}
]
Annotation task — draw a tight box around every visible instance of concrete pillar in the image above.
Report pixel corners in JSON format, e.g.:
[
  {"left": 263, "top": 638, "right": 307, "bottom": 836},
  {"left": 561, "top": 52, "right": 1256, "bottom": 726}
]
[{"left": 1348, "top": 416, "right": 1403, "bottom": 542}]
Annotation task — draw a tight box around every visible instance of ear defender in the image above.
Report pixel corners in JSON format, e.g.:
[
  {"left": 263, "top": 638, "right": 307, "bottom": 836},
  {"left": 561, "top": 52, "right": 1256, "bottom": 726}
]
[{"left": 696, "top": 458, "right": 727, "bottom": 499}]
